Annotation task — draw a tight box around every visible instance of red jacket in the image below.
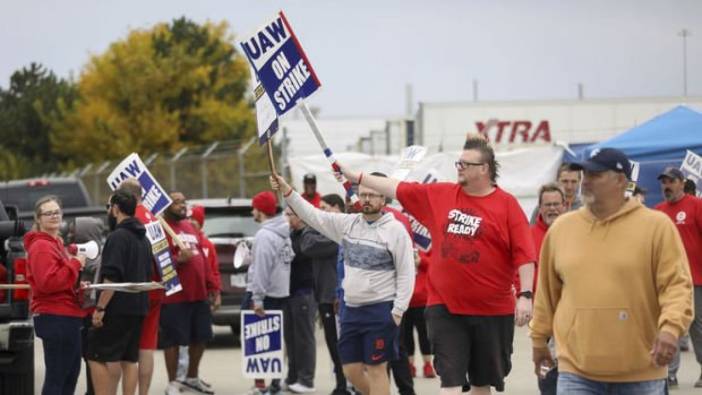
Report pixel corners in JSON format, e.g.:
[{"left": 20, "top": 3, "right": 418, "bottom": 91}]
[
  {"left": 24, "top": 231, "right": 84, "bottom": 317},
  {"left": 199, "top": 232, "right": 221, "bottom": 292}
]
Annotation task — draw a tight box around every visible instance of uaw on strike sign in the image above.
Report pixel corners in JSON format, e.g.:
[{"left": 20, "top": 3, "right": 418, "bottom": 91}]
[
  {"left": 242, "top": 310, "right": 284, "bottom": 379},
  {"left": 107, "top": 153, "right": 182, "bottom": 296},
  {"left": 240, "top": 11, "right": 321, "bottom": 142}
]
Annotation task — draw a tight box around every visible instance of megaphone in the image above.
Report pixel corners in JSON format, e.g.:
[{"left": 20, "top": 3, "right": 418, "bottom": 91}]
[
  {"left": 233, "top": 240, "right": 252, "bottom": 269},
  {"left": 67, "top": 240, "right": 100, "bottom": 260}
]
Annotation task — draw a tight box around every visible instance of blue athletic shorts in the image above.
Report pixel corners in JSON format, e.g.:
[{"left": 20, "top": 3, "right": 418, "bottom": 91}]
[{"left": 338, "top": 301, "right": 399, "bottom": 365}]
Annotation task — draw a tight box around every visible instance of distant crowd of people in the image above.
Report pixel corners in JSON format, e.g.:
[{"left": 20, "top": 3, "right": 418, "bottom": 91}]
[{"left": 24, "top": 134, "right": 702, "bottom": 395}]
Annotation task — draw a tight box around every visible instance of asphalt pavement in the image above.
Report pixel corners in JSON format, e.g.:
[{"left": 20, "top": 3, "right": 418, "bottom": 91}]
[{"left": 35, "top": 325, "right": 702, "bottom": 394}]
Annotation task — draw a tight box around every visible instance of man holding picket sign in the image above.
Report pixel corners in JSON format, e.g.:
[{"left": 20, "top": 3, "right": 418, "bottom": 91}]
[
  {"left": 107, "top": 154, "right": 188, "bottom": 393},
  {"left": 270, "top": 172, "right": 415, "bottom": 395},
  {"left": 160, "top": 192, "right": 219, "bottom": 395}
]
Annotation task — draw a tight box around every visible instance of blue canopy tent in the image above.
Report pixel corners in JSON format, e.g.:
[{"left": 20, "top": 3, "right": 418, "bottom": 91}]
[{"left": 578, "top": 105, "right": 702, "bottom": 206}]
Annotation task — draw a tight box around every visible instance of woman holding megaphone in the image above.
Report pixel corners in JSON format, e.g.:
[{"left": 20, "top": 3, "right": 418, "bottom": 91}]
[{"left": 24, "top": 195, "right": 87, "bottom": 395}]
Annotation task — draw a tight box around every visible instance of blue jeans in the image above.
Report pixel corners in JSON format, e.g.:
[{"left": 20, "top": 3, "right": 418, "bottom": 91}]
[
  {"left": 34, "top": 314, "right": 83, "bottom": 395},
  {"left": 557, "top": 372, "right": 666, "bottom": 395}
]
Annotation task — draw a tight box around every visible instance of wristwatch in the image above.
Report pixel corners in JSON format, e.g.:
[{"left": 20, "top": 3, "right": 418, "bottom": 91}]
[{"left": 517, "top": 290, "right": 533, "bottom": 299}]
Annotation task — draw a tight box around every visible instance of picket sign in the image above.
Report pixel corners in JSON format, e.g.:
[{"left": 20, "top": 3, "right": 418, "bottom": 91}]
[
  {"left": 106, "top": 153, "right": 182, "bottom": 296},
  {"left": 241, "top": 310, "right": 285, "bottom": 379}
]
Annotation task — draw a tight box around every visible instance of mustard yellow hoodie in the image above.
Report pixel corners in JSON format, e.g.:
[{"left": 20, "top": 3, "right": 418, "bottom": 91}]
[{"left": 531, "top": 198, "right": 693, "bottom": 382}]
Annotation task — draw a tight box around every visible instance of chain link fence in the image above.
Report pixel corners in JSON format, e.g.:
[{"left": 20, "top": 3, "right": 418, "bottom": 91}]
[{"left": 56, "top": 138, "right": 288, "bottom": 205}]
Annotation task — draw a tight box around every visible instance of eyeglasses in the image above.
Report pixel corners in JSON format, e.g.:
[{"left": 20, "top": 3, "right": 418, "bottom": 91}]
[
  {"left": 40, "top": 210, "right": 62, "bottom": 218},
  {"left": 454, "top": 160, "right": 485, "bottom": 170},
  {"left": 359, "top": 193, "right": 382, "bottom": 200}
]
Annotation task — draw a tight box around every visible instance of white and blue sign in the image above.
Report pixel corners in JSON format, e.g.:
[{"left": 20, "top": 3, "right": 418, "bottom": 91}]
[
  {"left": 681, "top": 150, "right": 702, "bottom": 197},
  {"left": 241, "top": 310, "right": 285, "bottom": 379},
  {"left": 254, "top": 78, "right": 280, "bottom": 144},
  {"left": 240, "top": 11, "right": 321, "bottom": 123},
  {"left": 106, "top": 153, "right": 172, "bottom": 216}
]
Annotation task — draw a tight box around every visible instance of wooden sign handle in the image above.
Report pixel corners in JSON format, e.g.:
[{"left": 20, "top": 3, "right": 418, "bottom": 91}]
[{"left": 157, "top": 216, "right": 187, "bottom": 251}]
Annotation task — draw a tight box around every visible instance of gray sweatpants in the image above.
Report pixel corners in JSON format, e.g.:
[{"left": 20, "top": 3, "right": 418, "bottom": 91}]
[
  {"left": 284, "top": 291, "right": 317, "bottom": 387},
  {"left": 670, "top": 286, "right": 702, "bottom": 376}
]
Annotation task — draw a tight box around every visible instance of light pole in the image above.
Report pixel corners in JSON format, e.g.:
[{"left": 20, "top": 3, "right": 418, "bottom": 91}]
[{"left": 678, "top": 29, "right": 691, "bottom": 97}]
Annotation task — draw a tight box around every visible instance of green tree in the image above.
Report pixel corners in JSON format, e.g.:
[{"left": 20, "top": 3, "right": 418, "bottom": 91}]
[
  {"left": 0, "top": 63, "right": 77, "bottom": 178},
  {"left": 50, "top": 17, "right": 256, "bottom": 167}
]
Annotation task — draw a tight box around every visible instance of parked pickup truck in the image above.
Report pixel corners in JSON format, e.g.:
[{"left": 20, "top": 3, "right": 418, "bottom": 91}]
[{"left": 0, "top": 201, "right": 33, "bottom": 394}]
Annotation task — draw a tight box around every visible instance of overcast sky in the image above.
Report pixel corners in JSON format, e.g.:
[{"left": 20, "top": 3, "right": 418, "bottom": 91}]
[{"left": 1, "top": 0, "right": 700, "bottom": 117}]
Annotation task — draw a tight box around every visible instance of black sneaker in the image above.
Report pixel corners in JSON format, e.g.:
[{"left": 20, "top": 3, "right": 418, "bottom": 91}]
[
  {"left": 331, "top": 388, "right": 351, "bottom": 395},
  {"left": 668, "top": 376, "right": 679, "bottom": 389}
]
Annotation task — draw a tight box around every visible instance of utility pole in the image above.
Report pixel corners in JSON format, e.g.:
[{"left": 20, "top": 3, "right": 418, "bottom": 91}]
[{"left": 678, "top": 29, "right": 691, "bottom": 97}]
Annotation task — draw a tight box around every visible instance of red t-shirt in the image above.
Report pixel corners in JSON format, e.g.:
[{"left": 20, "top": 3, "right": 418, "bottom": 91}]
[
  {"left": 514, "top": 214, "right": 548, "bottom": 295},
  {"left": 135, "top": 205, "right": 166, "bottom": 302},
  {"left": 163, "top": 219, "right": 216, "bottom": 303},
  {"left": 655, "top": 195, "right": 702, "bottom": 285},
  {"left": 397, "top": 182, "right": 535, "bottom": 315},
  {"left": 303, "top": 192, "right": 321, "bottom": 208},
  {"left": 410, "top": 250, "right": 430, "bottom": 307}
]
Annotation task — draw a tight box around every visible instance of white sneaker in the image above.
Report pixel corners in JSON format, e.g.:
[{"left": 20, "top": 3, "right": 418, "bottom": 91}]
[
  {"left": 288, "top": 382, "right": 316, "bottom": 393},
  {"left": 165, "top": 381, "right": 184, "bottom": 395},
  {"left": 182, "top": 377, "right": 215, "bottom": 394}
]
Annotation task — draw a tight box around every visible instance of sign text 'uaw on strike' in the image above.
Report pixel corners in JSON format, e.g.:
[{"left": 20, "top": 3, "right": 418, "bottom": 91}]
[
  {"left": 241, "top": 310, "right": 285, "bottom": 379},
  {"left": 240, "top": 11, "right": 320, "bottom": 118}
]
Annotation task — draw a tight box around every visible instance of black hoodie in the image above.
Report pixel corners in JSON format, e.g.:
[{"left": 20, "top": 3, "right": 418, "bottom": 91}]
[
  {"left": 289, "top": 227, "right": 315, "bottom": 294},
  {"left": 100, "top": 217, "right": 153, "bottom": 316}
]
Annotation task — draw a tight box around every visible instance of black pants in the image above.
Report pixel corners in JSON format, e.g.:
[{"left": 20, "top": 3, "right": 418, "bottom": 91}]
[
  {"left": 389, "top": 315, "right": 415, "bottom": 395},
  {"left": 284, "top": 291, "right": 317, "bottom": 388},
  {"left": 538, "top": 367, "right": 558, "bottom": 395},
  {"left": 319, "top": 303, "right": 347, "bottom": 390},
  {"left": 264, "top": 296, "right": 287, "bottom": 391},
  {"left": 402, "top": 306, "right": 432, "bottom": 357}
]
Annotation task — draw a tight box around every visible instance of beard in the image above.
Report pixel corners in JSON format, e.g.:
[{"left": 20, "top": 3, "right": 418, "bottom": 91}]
[
  {"left": 362, "top": 205, "right": 381, "bottom": 215},
  {"left": 663, "top": 188, "right": 674, "bottom": 200},
  {"left": 108, "top": 213, "right": 117, "bottom": 231},
  {"left": 169, "top": 209, "right": 186, "bottom": 221}
]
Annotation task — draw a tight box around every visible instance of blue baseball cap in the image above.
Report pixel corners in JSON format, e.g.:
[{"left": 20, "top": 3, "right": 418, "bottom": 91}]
[
  {"left": 657, "top": 167, "right": 685, "bottom": 181},
  {"left": 571, "top": 148, "right": 632, "bottom": 180}
]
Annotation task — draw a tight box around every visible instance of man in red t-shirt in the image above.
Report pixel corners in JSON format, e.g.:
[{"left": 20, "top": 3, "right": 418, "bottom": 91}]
[
  {"left": 302, "top": 173, "right": 321, "bottom": 208},
  {"left": 161, "top": 192, "right": 218, "bottom": 395},
  {"left": 655, "top": 167, "right": 702, "bottom": 388},
  {"left": 339, "top": 136, "right": 536, "bottom": 395}
]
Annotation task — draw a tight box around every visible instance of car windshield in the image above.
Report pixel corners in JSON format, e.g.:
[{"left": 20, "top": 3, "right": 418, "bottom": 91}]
[{"left": 203, "top": 213, "right": 259, "bottom": 238}]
